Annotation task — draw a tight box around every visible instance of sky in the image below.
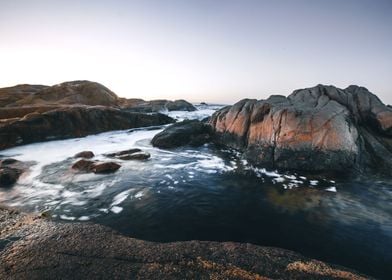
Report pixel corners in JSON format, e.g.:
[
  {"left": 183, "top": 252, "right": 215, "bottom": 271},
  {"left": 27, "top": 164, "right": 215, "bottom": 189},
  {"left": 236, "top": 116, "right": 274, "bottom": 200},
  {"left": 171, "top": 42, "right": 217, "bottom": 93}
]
[{"left": 0, "top": 0, "right": 391, "bottom": 104}]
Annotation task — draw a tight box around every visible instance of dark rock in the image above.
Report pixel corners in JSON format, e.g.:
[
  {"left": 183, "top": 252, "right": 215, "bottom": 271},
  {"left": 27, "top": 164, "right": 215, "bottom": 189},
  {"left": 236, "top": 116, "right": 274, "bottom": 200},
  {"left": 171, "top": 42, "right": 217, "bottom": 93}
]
[
  {"left": 91, "top": 162, "right": 121, "bottom": 174},
  {"left": 0, "top": 168, "right": 19, "bottom": 187},
  {"left": 209, "top": 85, "right": 392, "bottom": 174},
  {"left": 118, "top": 152, "right": 150, "bottom": 160},
  {"left": 0, "top": 159, "right": 29, "bottom": 187},
  {"left": 74, "top": 151, "right": 95, "bottom": 159},
  {"left": 105, "top": 148, "right": 142, "bottom": 158},
  {"left": 0, "top": 207, "right": 370, "bottom": 280},
  {"left": 0, "top": 106, "right": 173, "bottom": 150},
  {"left": 0, "top": 158, "right": 18, "bottom": 165},
  {"left": 71, "top": 159, "right": 96, "bottom": 172},
  {"left": 152, "top": 120, "right": 212, "bottom": 148},
  {"left": 166, "top": 99, "right": 197, "bottom": 111}
]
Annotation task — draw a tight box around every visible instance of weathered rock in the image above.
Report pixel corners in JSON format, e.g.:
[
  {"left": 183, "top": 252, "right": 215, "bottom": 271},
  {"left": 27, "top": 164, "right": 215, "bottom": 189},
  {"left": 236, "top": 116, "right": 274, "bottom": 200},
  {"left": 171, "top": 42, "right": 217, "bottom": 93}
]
[
  {"left": 91, "top": 162, "right": 121, "bottom": 174},
  {"left": 0, "top": 207, "right": 370, "bottom": 280},
  {"left": 152, "top": 120, "right": 212, "bottom": 148},
  {"left": 0, "top": 106, "right": 173, "bottom": 150},
  {"left": 210, "top": 85, "right": 392, "bottom": 174},
  {"left": 74, "top": 151, "right": 95, "bottom": 159},
  {"left": 71, "top": 159, "right": 96, "bottom": 172},
  {"left": 118, "top": 152, "right": 150, "bottom": 160},
  {"left": 105, "top": 148, "right": 142, "bottom": 158}
]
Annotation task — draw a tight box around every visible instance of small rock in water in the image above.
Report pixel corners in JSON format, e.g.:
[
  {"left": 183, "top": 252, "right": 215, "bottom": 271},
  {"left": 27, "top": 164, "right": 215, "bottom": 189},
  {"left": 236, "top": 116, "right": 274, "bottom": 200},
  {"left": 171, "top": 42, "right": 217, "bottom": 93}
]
[
  {"left": 118, "top": 152, "right": 150, "bottom": 160},
  {"left": 71, "top": 159, "right": 96, "bottom": 172},
  {"left": 0, "top": 168, "right": 19, "bottom": 187},
  {"left": 74, "top": 151, "right": 95, "bottom": 159},
  {"left": 91, "top": 162, "right": 121, "bottom": 174},
  {"left": 0, "top": 158, "right": 18, "bottom": 165}
]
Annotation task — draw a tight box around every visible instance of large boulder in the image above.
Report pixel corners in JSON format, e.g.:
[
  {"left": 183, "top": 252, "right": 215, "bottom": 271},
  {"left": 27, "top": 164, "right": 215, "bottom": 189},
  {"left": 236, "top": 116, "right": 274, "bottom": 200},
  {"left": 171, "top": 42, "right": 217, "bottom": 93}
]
[
  {"left": 152, "top": 120, "right": 212, "bottom": 148},
  {"left": 210, "top": 85, "right": 392, "bottom": 174},
  {"left": 0, "top": 106, "right": 173, "bottom": 150}
]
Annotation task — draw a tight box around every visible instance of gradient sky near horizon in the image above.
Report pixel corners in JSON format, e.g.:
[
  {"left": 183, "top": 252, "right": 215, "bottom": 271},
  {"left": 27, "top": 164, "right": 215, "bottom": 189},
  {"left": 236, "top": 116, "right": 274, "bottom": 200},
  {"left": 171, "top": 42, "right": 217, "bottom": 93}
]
[{"left": 0, "top": 0, "right": 391, "bottom": 104}]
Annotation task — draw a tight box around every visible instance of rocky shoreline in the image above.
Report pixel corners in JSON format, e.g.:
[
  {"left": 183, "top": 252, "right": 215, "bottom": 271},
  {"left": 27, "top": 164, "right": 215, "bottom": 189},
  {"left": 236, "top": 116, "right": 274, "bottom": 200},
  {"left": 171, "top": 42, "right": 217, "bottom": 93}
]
[{"left": 0, "top": 206, "right": 369, "bottom": 280}]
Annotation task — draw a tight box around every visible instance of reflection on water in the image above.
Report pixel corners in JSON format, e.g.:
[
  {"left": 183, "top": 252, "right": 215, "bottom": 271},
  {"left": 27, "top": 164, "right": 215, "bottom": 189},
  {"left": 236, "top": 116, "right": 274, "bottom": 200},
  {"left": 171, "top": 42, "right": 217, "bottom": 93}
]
[{"left": 0, "top": 107, "right": 391, "bottom": 279}]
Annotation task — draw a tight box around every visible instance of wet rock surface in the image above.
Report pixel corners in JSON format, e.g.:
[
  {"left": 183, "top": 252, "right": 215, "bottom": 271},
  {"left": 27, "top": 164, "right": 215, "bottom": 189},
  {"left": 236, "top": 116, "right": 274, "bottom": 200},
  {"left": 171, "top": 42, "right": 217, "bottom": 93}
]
[
  {"left": 0, "top": 207, "right": 369, "bottom": 280},
  {"left": 209, "top": 85, "right": 392, "bottom": 174},
  {"left": 0, "top": 106, "right": 173, "bottom": 150},
  {"left": 74, "top": 151, "right": 95, "bottom": 159},
  {"left": 71, "top": 159, "right": 121, "bottom": 174},
  {"left": 152, "top": 120, "right": 212, "bottom": 148},
  {"left": 0, "top": 159, "right": 30, "bottom": 187}
]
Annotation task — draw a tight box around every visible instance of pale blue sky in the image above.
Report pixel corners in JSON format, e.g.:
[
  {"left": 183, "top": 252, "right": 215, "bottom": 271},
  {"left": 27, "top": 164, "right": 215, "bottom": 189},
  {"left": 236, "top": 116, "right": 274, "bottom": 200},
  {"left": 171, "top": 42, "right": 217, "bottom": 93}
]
[{"left": 0, "top": 0, "right": 391, "bottom": 104}]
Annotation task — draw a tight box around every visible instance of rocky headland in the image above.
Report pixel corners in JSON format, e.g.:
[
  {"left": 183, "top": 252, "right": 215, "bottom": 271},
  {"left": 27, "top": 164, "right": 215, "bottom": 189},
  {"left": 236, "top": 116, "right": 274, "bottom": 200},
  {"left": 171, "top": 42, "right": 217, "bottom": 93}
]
[{"left": 154, "top": 84, "right": 392, "bottom": 175}]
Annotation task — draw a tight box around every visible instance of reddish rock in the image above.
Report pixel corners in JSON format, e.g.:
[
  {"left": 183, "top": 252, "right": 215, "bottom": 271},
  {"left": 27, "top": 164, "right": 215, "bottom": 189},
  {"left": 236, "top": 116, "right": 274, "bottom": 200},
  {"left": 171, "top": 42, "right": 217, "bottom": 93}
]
[
  {"left": 91, "top": 162, "right": 121, "bottom": 174},
  {"left": 71, "top": 159, "right": 95, "bottom": 172},
  {"left": 210, "top": 85, "right": 392, "bottom": 174}
]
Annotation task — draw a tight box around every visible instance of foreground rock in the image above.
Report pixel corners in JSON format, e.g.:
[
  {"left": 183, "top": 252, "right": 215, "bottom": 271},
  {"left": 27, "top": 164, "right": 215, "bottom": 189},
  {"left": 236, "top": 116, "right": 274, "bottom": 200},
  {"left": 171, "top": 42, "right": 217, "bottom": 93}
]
[
  {"left": 0, "top": 106, "right": 173, "bottom": 150},
  {"left": 0, "top": 159, "right": 29, "bottom": 187},
  {"left": 152, "top": 120, "right": 212, "bottom": 148},
  {"left": 0, "top": 207, "right": 369, "bottom": 280},
  {"left": 210, "top": 85, "right": 392, "bottom": 174}
]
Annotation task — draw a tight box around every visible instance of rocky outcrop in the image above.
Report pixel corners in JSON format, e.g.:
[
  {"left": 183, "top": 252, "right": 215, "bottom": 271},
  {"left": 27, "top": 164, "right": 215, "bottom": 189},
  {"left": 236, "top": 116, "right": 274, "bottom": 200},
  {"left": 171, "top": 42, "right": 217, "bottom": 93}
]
[
  {"left": 210, "top": 85, "right": 392, "bottom": 174},
  {"left": 120, "top": 98, "right": 197, "bottom": 112},
  {"left": 0, "top": 81, "right": 196, "bottom": 113},
  {"left": 152, "top": 120, "right": 212, "bottom": 148},
  {"left": 0, "top": 207, "right": 369, "bottom": 279},
  {"left": 0, "top": 106, "right": 173, "bottom": 150}
]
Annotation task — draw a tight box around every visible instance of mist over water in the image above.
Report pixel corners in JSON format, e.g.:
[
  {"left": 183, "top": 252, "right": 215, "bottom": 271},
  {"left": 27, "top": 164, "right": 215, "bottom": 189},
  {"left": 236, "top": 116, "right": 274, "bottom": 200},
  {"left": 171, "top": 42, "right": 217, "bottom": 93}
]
[{"left": 0, "top": 105, "right": 391, "bottom": 279}]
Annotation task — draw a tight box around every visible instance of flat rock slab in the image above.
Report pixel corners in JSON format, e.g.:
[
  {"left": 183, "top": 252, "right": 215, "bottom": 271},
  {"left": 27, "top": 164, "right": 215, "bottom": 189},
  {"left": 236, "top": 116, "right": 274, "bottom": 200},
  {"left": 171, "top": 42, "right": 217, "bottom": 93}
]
[{"left": 0, "top": 207, "right": 369, "bottom": 280}]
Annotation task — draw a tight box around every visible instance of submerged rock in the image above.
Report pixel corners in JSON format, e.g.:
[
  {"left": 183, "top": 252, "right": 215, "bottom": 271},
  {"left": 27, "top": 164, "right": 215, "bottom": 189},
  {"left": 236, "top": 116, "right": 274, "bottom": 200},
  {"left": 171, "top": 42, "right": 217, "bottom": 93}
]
[
  {"left": 0, "top": 159, "right": 29, "bottom": 187},
  {"left": 210, "top": 85, "right": 392, "bottom": 174},
  {"left": 74, "top": 151, "right": 95, "bottom": 159},
  {"left": 152, "top": 120, "right": 212, "bottom": 148},
  {"left": 118, "top": 152, "right": 150, "bottom": 160},
  {"left": 91, "top": 162, "right": 121, "bottom": 174},
  {"left": 71, "top": 159, "right": 96, "bottom": 172},
  {"left": 105, "top": 148, "right": 142, "bottom": 158}
]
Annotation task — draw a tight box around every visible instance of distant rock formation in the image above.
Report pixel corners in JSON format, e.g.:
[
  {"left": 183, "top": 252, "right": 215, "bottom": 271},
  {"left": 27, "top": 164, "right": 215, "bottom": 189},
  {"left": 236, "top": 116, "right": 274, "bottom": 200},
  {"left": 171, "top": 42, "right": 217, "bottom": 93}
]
[
  {"left": 210, "top": 85, "right": 392, "bottom": 174},
  {"left": 0, "top": 106, "right": 173, "bottom": 150},
  {"left": 0, "top": 80, "right": 196, "bottom": 112}
]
